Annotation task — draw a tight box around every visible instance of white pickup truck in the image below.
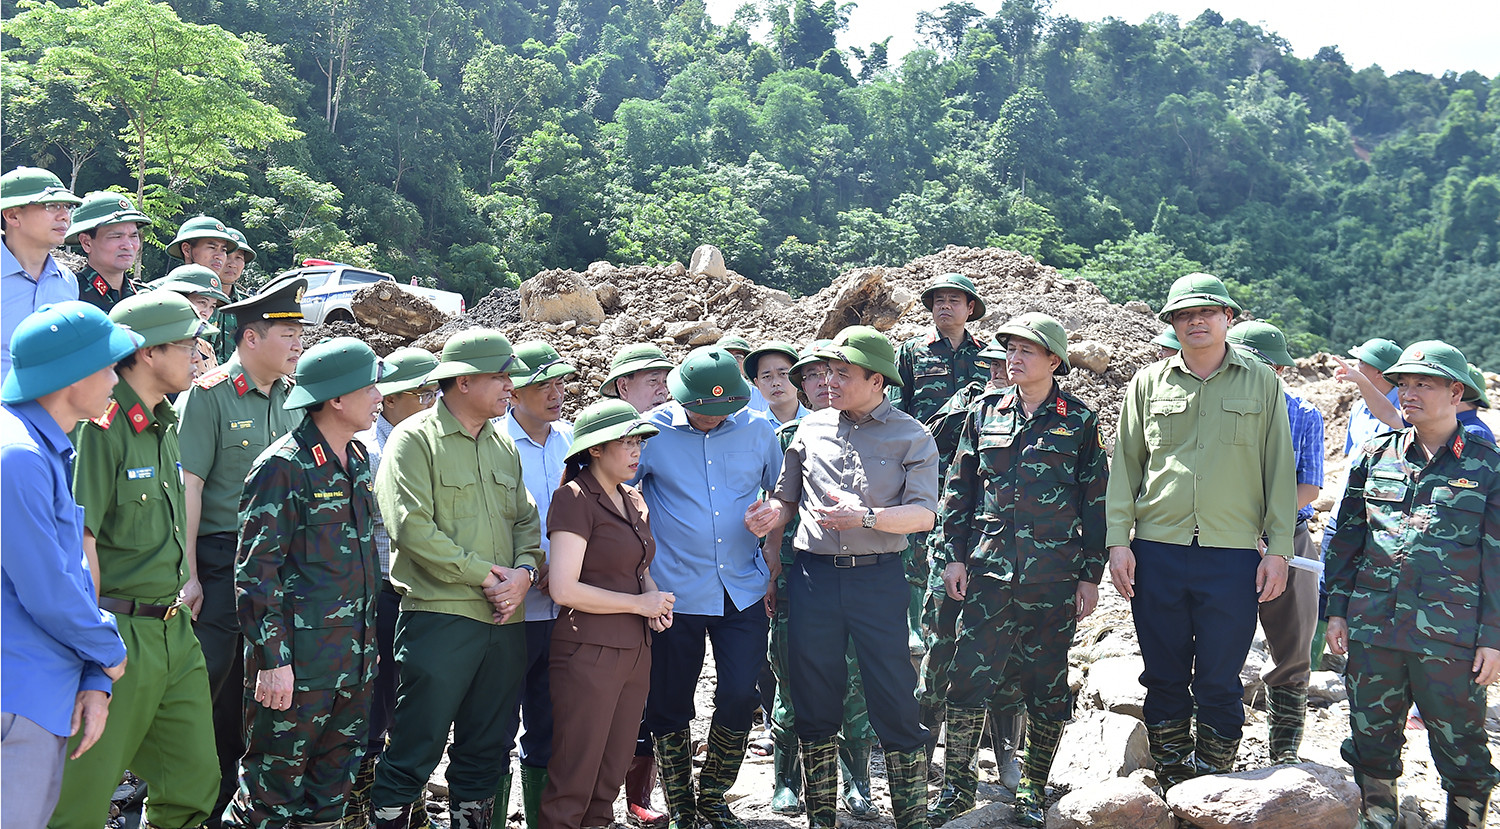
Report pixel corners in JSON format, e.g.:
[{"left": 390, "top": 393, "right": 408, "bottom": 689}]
[{"left": 264, "top": 259, "right": 466, "bottom": 324}]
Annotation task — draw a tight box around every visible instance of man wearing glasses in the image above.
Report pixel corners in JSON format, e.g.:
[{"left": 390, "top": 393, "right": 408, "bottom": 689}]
[
  {"left": 50, "top": 293, "right": 221, "bottom": 829},
  {"left": 1, "top": 166, "right": 83, "bottom": 382}
]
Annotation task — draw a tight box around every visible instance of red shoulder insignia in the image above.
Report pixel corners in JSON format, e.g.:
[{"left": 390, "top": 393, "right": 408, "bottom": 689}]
[
  {"left": 90, "top": 400, "right": 119, "bottom": 430},
  {"left": 126, "top": 403, "right": 149, "bottom": 433},
  {"left": 311, "top": 444, "right": 327, "bottom": 466},
  {"left": 350, "top": 441, "right": 367, "bottom": 462},
  {"left": 195, "top": 365, "right": 231, "bottom": 389},
  {"left": 1055, "top": 396, "right": 1068, "bottom": 417},
  {"left": 91, "top": 274, "right": 110, "bottom": 297},
  {"left": 232, "top": 373, "right": 250, "bottom": 397},
  {"left": 1000, "top": 391, "right": 1017, "bottom": 409},
  {"left": 1454, "top": 430, "right": 1466, "bottom": 460}
]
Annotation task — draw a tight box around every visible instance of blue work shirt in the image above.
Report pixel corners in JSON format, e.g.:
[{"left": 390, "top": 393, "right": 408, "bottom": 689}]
[
  {"left": 504, "top": 411, "right": 574, "bottom": 621},
  {"left": 1, "top": 242, "right": 78, "bottom": 382},
  {"left": 757, "top": 402, "right": 811, "bottom": 430},
  {"left": 1, "top": 400, "right": 126, "bottom": 735},
  {"left": 634, "top": 403, "right": 782, "bottom": 615},
  {"left": 1344, "top": 387, "right": 1402, "bottom": 455},
  {"left": 1285, "top": 391, "right": 1325, "bottom": 522},
  {"left": 1458, "top": 408, "right": 1495, "bottom": 443}
]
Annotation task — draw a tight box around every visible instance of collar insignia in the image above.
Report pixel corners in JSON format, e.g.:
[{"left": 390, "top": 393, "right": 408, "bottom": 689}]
[
  {"left": 91, "top": 274, "right": 110, "bottom": 296},
  {"left": 1055, "top": 396, "right": 1068, "bottom": 416},
  {"left": 311, "top": 444, "right": 327, "bottom": 466},
  {"left": 127, "top": 403, "right": 149, "bottom": 433},
  {"left": 232, "top": 373, "right": 249, "bottom": 397},
  {"left": 1454, "top": 431, "right": 1466, "bottom": 459}
]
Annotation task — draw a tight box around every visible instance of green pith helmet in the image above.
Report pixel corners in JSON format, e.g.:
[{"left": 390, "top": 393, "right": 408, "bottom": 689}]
[
  {"left": 566, "top": 399, "right": 661, "bottom": 462},
  {"left": 166, "top": 215, "right": 238, "bottom": 260},
  {"left": 1227, "top": 320, "right": 1294, "bottom": 368},
  {"left": 1383, "top": 340, "right": 1483, "bottom": 402},
  {"left": 600, "top": 344, "right": 674, "bottom": 397},
  {"left": 219, "top": 277, "right": 306, "bottom": 323},
  {"left": 717, "top": 335, "right": 753, "bottom": 355},
  {"left": 790, "top": 339, "right": 833, "bottom": 381},
  {"left": 1152, "top": 326, "right": 1181, "bottom": 351},
  {"left": 815, "top": 326, "right": 902, "bottom": 387},
  {"left": 284, "top": 337, "right": 383, "bottom": 410},
  {"left": 921, "top": 272, "right": 987, "bottom": 321},
  {"left": 154, "top": 264, "right": 231, "bottom": 305},
  {"left": 110, "top": 292, "right": 218, "bottom": 349},
  {"left": 2, "top": 301, "right": 143, "bottom": 405},
  {"left": 1157, "top": 272, "right": 1242, "bottom": 322},
  {"left": 512, "top": 341, "right": 576, "bottom": 388},
  {"left": 376, "top": 347, "right": 439, "bottom": 396},
  {"left": 226, "top": 227, "right": 256, "bottom": 263},
  {"left": 426, "top": 329, "right": 528, "bottom": 382},
  {"left": 668, "top": 346, "right": 752, "bottom": 416},
  {"left": 743, "top": 340, "right": 800, "bottom": 381},
  {"left": 0, "top": 166, "right": 82, "bottom": 211},
  {"left": 65, "top": 191, "right": 153, "bottom": 244},
  {"left": 993, "top": 312, "right": 1071, "bottom": 375},
  {"left": 1469, "top": 364, "right": 1491, "bottom": 409},
  {"left": 1348, "top": 338, "right": 1402, "bottom": 374}
]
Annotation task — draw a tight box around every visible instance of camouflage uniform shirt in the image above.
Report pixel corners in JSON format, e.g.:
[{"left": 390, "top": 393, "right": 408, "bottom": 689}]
[
  {"left": 1326, "top": 425, "right": 1500, "bottom": 661},
  {"left": 891, "top": 328, "right": 990, "bottom": 424},
  {"left": 936, "top": 383, "right": 1109, "bottom": 583},
  {"left": 75, "top": 265, "right": 139, "bottom": 315},
  {"left": 236, "top": 417, "right": 378, "bottom": 691}
]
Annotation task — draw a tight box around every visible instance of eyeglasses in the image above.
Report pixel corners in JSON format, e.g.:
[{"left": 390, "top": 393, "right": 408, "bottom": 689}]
[
  {"left": 161, "top": 341, "right": 204, "bottom": 361},
  {"left": 401, "top": 390, "right": 438, "bottom": 405},
  {"left": 799, "top": 367, "right": 834, "bottom": 381},
  {"left": 38, "top": 202, "right": 74, "bottom": 215}
]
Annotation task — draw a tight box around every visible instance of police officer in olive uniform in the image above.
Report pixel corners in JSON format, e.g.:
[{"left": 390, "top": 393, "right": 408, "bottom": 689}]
[
  {"left": 66, "top": 192, "right": 153, "bottom": 314},
  {"left": 1326, "top": 341, "right": 1500, "bottom": 829},
  {"left": 175, "top": 278, "right": 307, "bottom": 826},
  {"left": 49, "top": 294, "right": 220, "bottom": 829},
  {"left": 226, "top": 338, "right": 382, "bottom": 829}
]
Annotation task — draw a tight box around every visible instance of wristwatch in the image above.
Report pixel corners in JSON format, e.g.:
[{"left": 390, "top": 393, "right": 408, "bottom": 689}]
[
  {"left": 861, "top": 509, "right": 877, "bottom": 529},
  {"left": 518, "top": 564, "right": 538, "bottom": 585}
]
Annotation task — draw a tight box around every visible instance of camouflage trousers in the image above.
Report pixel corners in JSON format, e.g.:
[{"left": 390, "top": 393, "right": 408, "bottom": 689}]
[
  {"left": 1342, "top": 640, "right": 1499, "bottom": 798},
  {"left": 916, "top": 562, "right": 959, "bottom": 712},
  {"left": 945, "top": 576, "right": 1076, "bottom": 719},
  {"left": 223, "top": 685, "right": 369, "bottom": 829},
  {"left": 768, "top": 573, "right": 876, "bottom": 748}
]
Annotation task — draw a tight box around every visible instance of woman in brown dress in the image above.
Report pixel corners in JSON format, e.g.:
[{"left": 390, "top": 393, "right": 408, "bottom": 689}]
[{"left": 541, "top": 400, "right": 676, "bottom": 829}]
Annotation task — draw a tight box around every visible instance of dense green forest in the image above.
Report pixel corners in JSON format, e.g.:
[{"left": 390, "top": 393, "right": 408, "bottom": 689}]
[{"left": 4, "top": 0, "right": 1498, "bottom": 361}]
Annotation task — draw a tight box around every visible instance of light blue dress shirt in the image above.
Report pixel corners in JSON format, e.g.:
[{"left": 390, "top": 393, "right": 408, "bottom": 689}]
[
  {"left": 505, "top": 412, "right": 574, "bottom": 621},
  {"left": 2, "top": 242, "right": 78, "bottom": 382}
]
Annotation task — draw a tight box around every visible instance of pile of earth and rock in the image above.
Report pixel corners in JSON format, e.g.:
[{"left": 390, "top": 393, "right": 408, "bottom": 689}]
[{"left": 304, "top": 244, "right": 1500, "bottom": 829}]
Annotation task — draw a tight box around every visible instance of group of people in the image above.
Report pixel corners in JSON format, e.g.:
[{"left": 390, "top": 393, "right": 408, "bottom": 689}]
[{"left": 1, "top": 165, "right": 1497, "bottom": 829}]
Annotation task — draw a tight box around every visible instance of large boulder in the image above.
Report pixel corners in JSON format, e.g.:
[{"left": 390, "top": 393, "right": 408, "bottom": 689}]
[
  {"left": 1067, "top": 340, "right": 1112, "bottom": 374},
  {"left": 521, "top": 269, "right": 605, "bottom": 325},
  {"left": 350, "top": 284, "right": 450, "bottom": 339},
  {"left": 1045, "top": 776, "right": 1175, "bottom": 829},
  {"left": 689, "top": 244, "right": 728, "bottom": 278},
  {"left": 1165, "top": 762, "right": 1358, "bottom": 829},
  {"left": 1085, "top": 656, "right": 1147, "bottom": 719},
  {"left": 1049, "top": 710, "right": 1152, "bottom": 790},
  {"left": 814, "top": 266, "right": 919, "bottom": 338}
]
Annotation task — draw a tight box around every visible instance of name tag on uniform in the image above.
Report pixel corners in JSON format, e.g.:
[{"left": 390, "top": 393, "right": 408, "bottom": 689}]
[
  {"left": 126, "top": 467, "right": 154, "bottom": 479},
  {"left": 176, "top": 461, "right": 184, "bottom": 485},
  {"left": 229, "top": 419, "right": 255, "bottom": 430},
  {"left": 314, "top": 490, "right": 344, "bottom": 499}
]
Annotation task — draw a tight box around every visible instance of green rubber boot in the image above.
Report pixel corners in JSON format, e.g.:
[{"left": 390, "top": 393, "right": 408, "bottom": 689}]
[
  {"left": 772, "top": 734, "right": 804, "bottom": 815},
  {"left": 838, "top": 738, "right": 877, "bottom": 818},
  {"left": 698, "top": 725, "right": 749, "bottom": 829},
  {"left": 1194, "top": 721, "right": 1239, "bottom": 775},
  {"left": 520, "top": 764, "right": 548, "bottom": 829},
  {"left": 653, "top": 730, "right": 697, "bottom": 829},
  {"left": 989, "top": 709, "right": 1026, "bottom": 793},
  {"left": 919, "top": 703, "right": 944, "bottom": 784},
  {"left": 926, "top": 706, "right": 983, "bottom": 825},
  {"left": 1013, "top": 717, "right": 1064, "bottom": 828},
  {"left": 450, "top": 797, "right": 496, "bottom": 829},
  {"left": 492, "top": 772, "right": 512, "bottom": 828},
  {"left": 1144, "top": 719, "right": 1196, "bottom": 791},
  {"left": 1311, "top": 619, "right": 1328, "bottom": 672},
  {"left": 885, "top": 748, "right": 930, "bottom": 829},
  {"left": 1354, "top": 772, "right": 1399, "bottom": 829},
  {"left": 1446, "top": 793, "right": 1490, "bottom": 829},
  {"left": 800, "top": 737, "right": 839, "bottom": 829},
  {"left": 1267, "top": 683, "right": 1309, "bottom": 765},
  {"left": 341, "top": 754, "right": 379, "bottom": 828}
]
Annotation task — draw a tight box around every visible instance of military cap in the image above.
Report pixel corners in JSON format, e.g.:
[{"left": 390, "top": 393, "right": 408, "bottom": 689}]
[
  {"left": 1469, "top": 364, "right": 1491, "bottom": 410},
  {"left": 376, "top": 347, "right": 440, "bottom": 396},
  {"left": 110, "top": 292, "right": 218, "bottom": 349},
  {"left": 1227, "top": 320, "right": 1294, "bottom": 368},
  {"left": 1152, "top": 326, "right": 1181, "bottom": 351},
  {"left": 790, "top": 339, "right": 833, "bottom": 380},
  {"left": 1157, "top": 272, "right": 1242, "bottom": 322},
  {"left": 513, "top": 341, "right": 576, "bottom": 388},
  {"left": 600, "top": 344, "right": 674, "bottom": 398},
  {"left": 284, "top": 337, "right": 383, "bottom": 410},
  {"left": 668, "top": 347, "right": 752, "bottom": 416},
  {"left": 166, "top": 215, "right": 238, "bottom": 260},
  {"left": 219, "top": 276, "right": 306, "bottom": 323},
  {"left": 993, "top": 312, "right": 1071, "bottom": 375},
  {"left": 1383, "top": 340, "right": 1484, "bottom": 402},
  {"left": 717, "top": 335, "right": 753, "bottom": 355},
  {"left": 978, "top": 338, "right": 1008, "bottom": 361},
  {"left": 65, "top": 191, "right": 152, "bottom": 244},
  {"left": 0, "top": 167, "right": 82, "bottom": 211},
  {"left": 921, "top": 272, "right": 987, "bottom": 321},
  {"left": 743, "top": 341, "right": 800, "bottom": 381},
  {"left": 1347, "top": 338, "right": 1402, "bottom": 374},
  {"left": 566, "top": 399, "right": 660, "bottom": 463},
  {"left": 426, "top": 329, "right": 528, "bottom": 382},
  {"left": 225, "top": 227, "right": 256, "bottom": 263},
  {"left": 2, "top": 301, "right": 143, "bottom": 404},
  {"left": 815, "top": 326, "right": 902, "bottom": 387},
  {"left": 154, "top": 264, "right": 231, "bottom": 306}
]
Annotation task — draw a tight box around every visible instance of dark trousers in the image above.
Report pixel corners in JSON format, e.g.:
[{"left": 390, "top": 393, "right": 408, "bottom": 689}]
[
  {"left": 1257, "top": 522, "right": 1320, "bottom": 688},
  {"left": 787, "top": 553, "right": 927, "bottom": 753},
  {"left": 195, "top": 532, "right": 245, "bottom": 826},
  {"left": 497, "top": 618, "right": 557, "bottom": 770},
  {"left": 541, "top": 638, "right": 651, "bottom": 829},
  {"left": 644, "top": 593, "right": 768, "bottom": 735},
  {"left": 371, "top": 612, "right": 526, "bottom": 806},
  {"left": 367, "top": 581, "right": 402, "bottom": 753},
  {"left": 1131, "top": 539, "right": 1260, "bottom": 738}
]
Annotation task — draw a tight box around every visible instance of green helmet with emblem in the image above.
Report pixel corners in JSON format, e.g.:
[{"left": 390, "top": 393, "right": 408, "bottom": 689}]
[
  {"left": 815, "top": 326, "right": 902, "bottom": 387},
  {"left": 0, "top": 166, "right": 82, "bottom": 211},
  {"left": 376, "top": 347, "right": 439, "bottom": 396},
  {"left": 566, "top": 399, "right": 660, "bottom": 462},
  {"left": 110, "top": 292, "right": 218, "bottom": 348},
  {"left": 284, "top": 337, "right": 383, "bottom": 410},
  {"left": 668, "top": 346, "right": 751, "bottom": 416},
  {"left": 992, "top": 312, "right": 1070, "bottom": 375},
  {"left": 1469, "top": 363, "right": 1491, "bottom": 410},
  {"left": 1348, "top": 337, "right": 1402, "bottom": 374},
  {"left": 921, "top": 272, "right": 986, "bottom": 321},
  {"left": 166, "top": 215, "right": 238, "bottom": 260},
  {"left": 225, "top": 227, "right": 256, "bottom": 263},
  {"left": 1158, "top": 272, "right": 1242, "bottom": 322},
  {"left": 600, "top": 344, "right": 674, "bottom": 398},
  {"left": 65, "top": 191, "right": 152, "bottom": 244},
  {"left": 426, "top": 329, "right": 528, "bottom": 382},
  {"left": 1227, "top": 320, "right": 1294, "bottom": 368},
  {"left": 513, "top": 341, "right": 576, "bottom": 388},
  {"left": 1382, "top": 340, "right": 1483, "bottom": 402},
  {"left": 743, "top": 341, "right": 800, "bottom": 382},
  {"left": 154, "top": 264, "right": 231, "bottom": 306}
]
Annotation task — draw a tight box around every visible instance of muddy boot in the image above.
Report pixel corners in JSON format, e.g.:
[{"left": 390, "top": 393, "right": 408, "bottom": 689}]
[
  {"left": 342, "top": 754, "right": 379, "bottom": 828},
  {"left": 919, "top": 702, "right": 945, "bottom": 784},
  {"left": 697, "top": 725, "right": 749, "bottom": 829},
  {"left": 373, "top": 804, "right": 413, "bottom": 829},
  {"left": 772, "top": 733, "right": 804, "bottom": 815},
  {"left": 654, "top": 730, "right": 698, "bottom": 829},
  {"left": 1310, "top": 619, "right": 1328, "bottom": 672},
  {"left": 885, "top": 748, "right": 930, "bottom": 829},
  {"left": 1012, "top": 717, "right": 1064, "bottom": 828},
  {"left": 1144, "top": 719, "right": 1196, "bottom": 791},
  {"left": 626, "top": 755, "right": 668, "bottom": 828},
  {"left": 1354, "top": 773, "right": 1399, "bottom": 829},
  {"left": 520, "top": 765, "right": 548, "bottom": 829},
  {"left": 1194, "top": 722, "right": 1239, "bottom": 776},
  {"left": 800, "top": 737, "right": 838, "bottom": 829},
  {"left": 1447, "top": 793, "right": 1490, "bottom": 829},
  {"left": 838, "top": 738, "right": 877, "bottom": 819},
  {"left": 1267, "top": 683, "right": 1309, "bottom": 765},
  {"left": 926, "top": 706, "right": 983, "bottom": 825},
  {"left": 988, "top": 709, "right": 1026, "bottom": 793},
  {"left": 450, "top": 797, "right": 495, "bottom": 829}
]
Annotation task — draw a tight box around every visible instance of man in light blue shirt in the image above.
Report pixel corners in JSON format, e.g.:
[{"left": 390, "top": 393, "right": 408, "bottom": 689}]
[
  {"left": 495, "top": 341, "right": 576, "bottom": 828},
  {"left": 635, "top": 346, "right": 782, "bottom": 829},
  {"left": 1, "top": 167, "right": 83, "bottom": 381}
]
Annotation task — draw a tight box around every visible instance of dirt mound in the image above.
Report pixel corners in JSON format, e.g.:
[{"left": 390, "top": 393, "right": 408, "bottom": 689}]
[
  {"left": 350, "top": 283, "right": 449, "bottom": 339},
  {"left": 413, "top": 286, "right": 522, "bottom": 352},
  {"left": 300, "top": 319, "right": 410, "bottom": 356}
]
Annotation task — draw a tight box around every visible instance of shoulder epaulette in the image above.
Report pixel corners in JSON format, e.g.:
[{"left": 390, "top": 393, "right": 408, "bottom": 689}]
[
  {"left": 89, "top": 400, "right": 120, "bottom": 430},
  {"left": 195, "top": 365, "right": 231, "bottom": 389}
]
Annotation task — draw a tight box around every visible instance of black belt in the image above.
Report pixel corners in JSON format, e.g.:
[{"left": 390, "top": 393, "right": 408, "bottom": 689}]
[
  {"left": 826, "top": 552, "right": 900, "bottom": 569},
  {"left": 99, "top": 596, "right": 182, "bottom": 620}
]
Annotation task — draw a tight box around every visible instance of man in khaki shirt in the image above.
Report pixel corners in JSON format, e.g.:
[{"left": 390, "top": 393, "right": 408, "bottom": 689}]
[{"left": 1105, "top": 273, "right": 1296, "bottom": 790}]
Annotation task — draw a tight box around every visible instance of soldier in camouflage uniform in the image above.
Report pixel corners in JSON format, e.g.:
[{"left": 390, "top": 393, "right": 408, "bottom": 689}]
[
  {"left": 1326, "top": 340, "right": 1500, "bottom": 829},
  {"left": 928, "top": 314, "right": 1108, "bottom": 828},
  {"left": 225, "top": 338, "right": 383, "bottom": 829}
]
